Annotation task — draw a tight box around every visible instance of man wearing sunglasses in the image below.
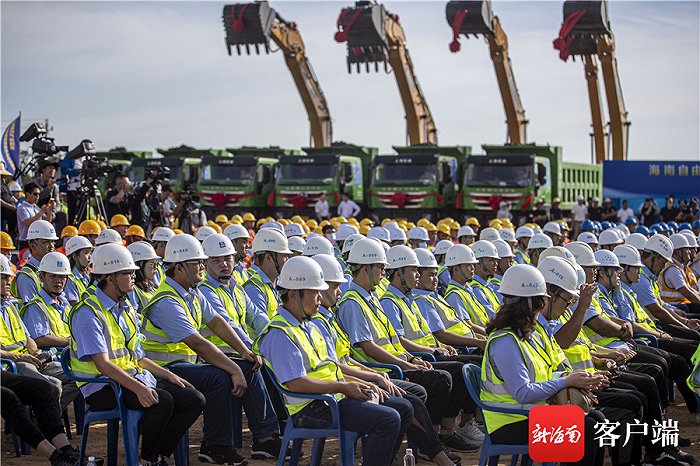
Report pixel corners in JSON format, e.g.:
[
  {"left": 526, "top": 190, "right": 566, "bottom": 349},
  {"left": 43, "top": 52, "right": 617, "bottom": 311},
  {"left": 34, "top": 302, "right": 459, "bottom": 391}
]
[{"left": 17, "top": 182, "right": 55, "bottom": 250}]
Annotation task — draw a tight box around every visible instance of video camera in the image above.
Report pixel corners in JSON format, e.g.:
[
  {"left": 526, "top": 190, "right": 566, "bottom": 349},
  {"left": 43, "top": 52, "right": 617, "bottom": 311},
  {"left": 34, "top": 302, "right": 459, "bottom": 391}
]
[
  {"left": 146, "top": 167, "right": 171, "bottom": 184},
  {"left": 20, "top": 123, "right": 68, "bottom": 159}
]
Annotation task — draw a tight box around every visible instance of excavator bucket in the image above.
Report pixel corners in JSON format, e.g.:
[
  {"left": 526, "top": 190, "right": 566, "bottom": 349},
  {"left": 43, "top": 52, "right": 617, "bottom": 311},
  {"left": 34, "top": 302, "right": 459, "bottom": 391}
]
[
  {"left": 445, "top": 1, "right": 495, "bottom": 38},
  {"left": 561, "top": 0, "right": 612, "bottom": 56},
  {"left": 335, "top": 1, "right": 390, "bottom": 73},
  {"left": 222, "top": 2, "right": 277, "bottom": 55}
]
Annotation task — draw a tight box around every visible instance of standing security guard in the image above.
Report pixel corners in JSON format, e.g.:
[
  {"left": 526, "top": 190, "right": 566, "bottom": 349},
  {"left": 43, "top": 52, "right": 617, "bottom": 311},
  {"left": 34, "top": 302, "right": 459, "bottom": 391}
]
[
  {"left": 444, "top": 245, "right": 489, "bottom": 333},
  {"left": 244, "top": 228, "right": 292, "bottom": 319},
  {"left": 12, "top": 220, "right": 58, "bottom": 304},
  {"left": 223, "top": 224, "right": 252, "bottom": 285},
  {"left": 63, "top": 236, "right": 94, "bottom": 307}
]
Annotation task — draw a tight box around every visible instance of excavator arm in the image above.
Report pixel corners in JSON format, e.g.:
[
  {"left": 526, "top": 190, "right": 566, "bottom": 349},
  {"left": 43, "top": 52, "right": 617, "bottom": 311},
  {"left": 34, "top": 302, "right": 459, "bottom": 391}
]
[
  {"left": 335, "top": 1, "right": 437, "bottom": 145},
  {"left": 597, "top": 35, "right": 630, "bottom": 162},
  {"left": 446, "top": 1, "right": 527, "bottom": 145},
  {"left": 223, "top": 2, "right": 332, "bottom": 148}
]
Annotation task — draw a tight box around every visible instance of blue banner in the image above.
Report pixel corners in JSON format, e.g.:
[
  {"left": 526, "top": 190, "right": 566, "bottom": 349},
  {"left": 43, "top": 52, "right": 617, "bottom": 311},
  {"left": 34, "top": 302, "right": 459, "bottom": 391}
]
[
  {"left": 1, "top": 115, "right": 21, "bottom": 176},
  {"left": 603, "top": 160, "right": 700, "bottom": 199}
]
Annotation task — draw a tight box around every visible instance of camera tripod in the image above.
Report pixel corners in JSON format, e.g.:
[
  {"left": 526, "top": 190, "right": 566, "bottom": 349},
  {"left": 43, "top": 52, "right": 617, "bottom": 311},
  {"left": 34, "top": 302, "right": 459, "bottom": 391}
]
[{"left": 75, "top": 186, "right": 108, "bottom": 224}]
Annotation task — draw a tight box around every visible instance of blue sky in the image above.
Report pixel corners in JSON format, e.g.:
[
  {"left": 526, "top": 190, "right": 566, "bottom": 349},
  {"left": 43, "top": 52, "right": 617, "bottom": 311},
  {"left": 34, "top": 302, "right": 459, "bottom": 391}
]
[{"left": 2, "top": 1, "right": 698, "bottom": 163}]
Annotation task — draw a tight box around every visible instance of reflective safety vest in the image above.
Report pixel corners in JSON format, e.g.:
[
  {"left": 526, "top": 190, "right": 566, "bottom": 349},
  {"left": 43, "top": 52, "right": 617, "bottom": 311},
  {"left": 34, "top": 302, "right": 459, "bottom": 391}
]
[
  {"left": 470, "top": 279, "right": 501, "bottom": 312},
  {"left": 0, "top": 300, "right": 28, "bottom": 353},
  {"left": 381, "top": 289, "right": 437, "bottom": 348},
  {"left": 154, "top": 261, "right": 165, "bottom": 287},
  {"left": 10, "top": 263, "right": 39, "bottom": 304},
  {"left": 337, "top": 289, "right": 407, "bottom": 364},
  {"left": 534, "top": 322, "right": 571, "bottom": 373},
  {"left": 20, "top": 295, "right": 70, "bottom": 339},
  {"left": 687, "top": 343, "right": 700, "bottom": 392},
  {"left": 311, "top": 310, "right": 356, "bottom": 367},
  {"left": 414, "top": 292, "right": 475, "bottom": 338},
  {"left": 81, "top": 284, "right": 96, "bottom": 300},
  {"left": 141, "top": 281, "right": 202, "bottom": 365},
  {"left": 444, "top": 283, "right": 490, "bottom": 327},
  {"left": 68, "top": 293, "right": 142, "bottom": 387},
  {"left": 233, "top": 267, "right": 249, "bottom": 287},
  {"left": 253, "top": 313, "right": 344, "bottom": 415},
  {"left": 621, "top": 287, "right": 657, "bottom": 332},
  {"left": 686, "top": 265, "right": 698, "bottom": 290},
  {"left": 244, "top": 270, "right": 279, "bottom": 318},
  {"left": 132, "top": 286, "right": 154, "bottom": 314},
  {"left": 375, "top": 277, "right": 389, "bottom": 297},
  {"left": 514, "top": 247, "right": 530, "bottom": 265},
  {"left": 199, "top": 278, "right": 246, "bottom": 355},
  {"left": 558, "top": 310, "right": 596, "bottom": 373},
  {"left": 582, "top": 294, "right": 621, "bottom": 348},
  {"left": 481, "top": 328, "right": 553, "bottom": 433},
  {"left": 67, "top": 272, "right": 88, "bottom": 301},
  {"left": 640, "top": 267, "right": 662, "bottom": 301},
  {"left": 659, "top": 262, "right": 690, "bottom": 304}
]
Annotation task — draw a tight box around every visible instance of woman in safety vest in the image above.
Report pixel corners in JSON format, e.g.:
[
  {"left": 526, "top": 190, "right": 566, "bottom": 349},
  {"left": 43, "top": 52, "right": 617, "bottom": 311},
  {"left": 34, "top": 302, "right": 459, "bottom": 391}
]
[{"left": 127, "top": 241, "right": 160, "bottom": 315}]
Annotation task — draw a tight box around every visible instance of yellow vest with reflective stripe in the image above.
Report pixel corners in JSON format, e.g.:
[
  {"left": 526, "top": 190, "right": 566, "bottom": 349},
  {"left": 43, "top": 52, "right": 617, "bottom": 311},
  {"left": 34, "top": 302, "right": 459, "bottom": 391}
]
[
  {"left": 310, "top": 310, "right": 353, "bottom": 365},
  {"left": 233, "top": 267, "right": 250, "bottom": 286},
  {"left": 381, "top": 289, "right": 437, "bottom": 348},
  {"left": 514, "top": 246, "right": 530, "bottom": 265},
  {"left": 640, "top": 267, "right": 661, "bottom": 300},
  {"left": 81, "top": 284, "right": 96, "bottom": 300},
  {"left": 481, "top": 328, "right": 552, "bottom": 433},
  {"left": 444, "top": 283, "right": 490, "bottom": 326},
  {"left": 659, "top": 262, "right": 690, "bottom": 304},
  {"left": 9, "top": 264, "right": 40, "bottom": 305},
  {"left": 687, "top": 343, "right": 700, "bottom": 391},
  {"left": 199, "top": 278, "right": 246, "bottom": 355},
  {"left": 67, "top": 272, "right": 88, "bottom": 302},
  {"left": 375, "top": 277, "right": 389, "bottom": 297},
  {"left": 68, "top": 293, "right": 142, "bottom": 386},
  {"left": 558, "top": 310, "right": 596, "bottom": 373},
  {"left": 621, "top": 288, "right": 657, "bottom": 331},
  {"left": 141, "top": 281, "right": 202, "bottom": 366},
  {"left": 582, "top": 294, "right": 620, "bottom": 347},
  {"left": 20, "top": 295, "right": 71, "bottom": 339},
  {"left": 0, "top": 300, "right": 28, "bottom": 353},
  {"left": 244, "top": 269, "right": 279, "bottom": 318},
  {"left": 414, "top": 292, "right": 475, "bottom": 338},
  {"left": 253, "top": 313, "right": 344, "bottom": 415},
  {"left": 132, "top": 286, "right": 153, "bottom": 314},
  {"left": 470, "top": 279, "right": 501, "bottom": 312}
]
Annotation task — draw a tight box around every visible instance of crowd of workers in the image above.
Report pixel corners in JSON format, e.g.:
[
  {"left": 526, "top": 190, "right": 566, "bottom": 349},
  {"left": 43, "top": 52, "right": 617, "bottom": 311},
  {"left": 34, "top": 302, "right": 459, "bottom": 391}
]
[{"left": 1, "top": 200, "right": 700, "bottom": 466}]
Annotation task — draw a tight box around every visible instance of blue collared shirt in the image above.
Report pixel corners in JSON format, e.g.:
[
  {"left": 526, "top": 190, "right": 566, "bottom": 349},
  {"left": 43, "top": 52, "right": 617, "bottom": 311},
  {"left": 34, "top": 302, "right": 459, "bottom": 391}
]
[
  {"left": 437, "top": 268, "right": 450, "bottom": 291},
  {"left": 597, "top": 283, "right": 633, "bottom": 322},
  {"left": 22, "top": 289, "right": 69, "bottom": 340},
  {"left": 310, "top": 306, "right": 338, "bottom": 358},
  {"left": 444, "top": 279, "right": 475, "bottom": 322},
  {"left": 243, "top": 264, "right": 280, "bottom": 319},
  {"left": 16, "top": 257, "right": 41, "bottom": 304},
  {"left": 630, "top": 264, "right": 658, "bottom": 308},
  {"left": 337, "top": 282, "right": 380, "bottom": 348},
  {"left": 199, "top": 272, "right": 254, "bottom": 348},
  {"left": 412, "top": 288, "right": 445, "bottom": 333},
  {"left": 64, "top": 266, "right": 90, "bottom": 303},
  {"left": 379, "top": 284, "right": 412, "bottom": 337},
  {"left": 17, "top": 202, "right": 40, "bottom": 241},
  {"left": 471, "top": 275, "right": 497, "bottom": 319}
]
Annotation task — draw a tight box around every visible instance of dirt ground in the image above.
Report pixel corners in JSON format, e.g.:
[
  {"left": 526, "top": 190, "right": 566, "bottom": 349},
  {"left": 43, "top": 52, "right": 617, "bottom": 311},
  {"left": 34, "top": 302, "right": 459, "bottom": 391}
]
[{"left": 3, "top": 390, "right": 699, "bottom": 466}]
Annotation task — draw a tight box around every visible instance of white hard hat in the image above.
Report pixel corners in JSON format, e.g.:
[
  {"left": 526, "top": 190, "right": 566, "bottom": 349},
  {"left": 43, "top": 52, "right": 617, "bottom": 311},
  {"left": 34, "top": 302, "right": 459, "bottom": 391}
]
[
  {"left": 195, "top": 226, "right": 217, "bottom": 242},
  {"left": 27, "top": 220, "right": 58, "bottom": 241},
  {"left": 312, "top": 254, "right": 347, "bottom": 283},
  {"left": 408, "top": 227, "right": 429, "bottom": 242},
  {"left": 284, "top": 223, "right": 306, "bottom": 238},
  {"left": 387, "top": 227, "right": 407, "bottom": 242},
  {"left": 95, "top": 228, "right": 123, "bottom": 246},
  {"left": 499, "top": 228, "right": 516, "bottom": 243},
  {"left": 260, "top": 221, "right": 284, "bottom": 233},
  {"left": 277, "top": 256, "right": 329, "bottom": 291},
  {"left": 539, "top": 246, "right": 577, "bottom": 268},
  {"left": 336, "top": 224, "right": 359, "bottom": 241},
  {"left": 479, "top": 227, "right": 500, "bottom": 242},
  {"left": 680, "top": 231, "right": 698, "bottom": 248},
  {"left": 202, "top": 234, "right": 236, "bottom": 258},
  {"left": 625, "top": 233, "right": 648, "bottom": 251},
  {"left": 472, "top": 240, "right": 499, "bottom": 259},
  {"left": 414, "top": 248, "right": 438, "bottom": 268},
  {"left": 577, "top": 232, "right": 599, "bottom": 245},
  {"left": 594, "top": 249, "right": 622, "bottom": 270},
  {"left": 445, "top": 244, "right": 478, "bottom": 266},
  {"left": 599, "top": 229, "right": 623, "bottom": 246},
  {"left": 151, "top": 227, "right": 175, "bottom": 243},
  {"left": 385, "top": 245, "right": 421, "bottom": 270},
  {"left": 528, "top": 233, "right": 554, "bottom": 250},
  {"left": 537, "top": 257, "right": 579, "bottom": 297},
  {"left": 543, "top": 222, "right": 562, "bottom": 236},
  {"left": 303, "top": 236, "right": 334, "bottom": 257},
  {"left": 342, "top": 233, "right": 364, "bottom": 254},
  {"left": 127, "top": 241, "right": 159, "bottom": 262},
  {"left": 457, "top": 225, "right": 476, "bottom": 238},
  {"left": 492, "top": 239, "right": 514, "bottom": 258},
  {"left": 224, "top": 224, "right": 251, "bottom": 241},
  {"left": 287, "top": 236, "right": 307, "bottom": 253},
  {"left": 515, "top": 226, "right": 534, "bottom": 239},
  {"left": 348, "top": 238, "right": 388, "bottom": 265},
  {"left": 65, "top": 236, "right": 94, "bottom": 257},
  {"left": 39, "top": 252, "right": 71, "bottom": 275},
  {"left": 614, "top": 244, "right": 643, "bottom": 267},
  {"left": 615, "top": 224, "right": 630, "bottom": 238},
  {"left": 644, "top": 235, "right": 674, "bottom": 261},
  {"left": 92, "top": 243, "right": 139, "bottom": 275},
  {"left": 432, "top": 239, "right": 454, "bottom": 256},
  {"left": 499, "top": 264, "right": 549, "bottom": 298},
  {"left": 0, "top": 256, "right": 14, "bottom": 277},
  {"left": 367, "top": 226, "right": 390, "bottom": 243},
  {"left": 669, "top": 233, "right": 690, "bottom": 250},
  {"left": 379, "top": 240, "right": 390, "bottom": 253},
  {"left": 564, "top": 241, "right": 600, "bottom": 267},
  {"left": 251, "top": 228, "right": 292, "bottom": 254},
  {"left": 383, "top": 221, "right": 399, "bottom": 230},
  {"left": 165, "top": 234, "right": 208, "bottom": 263}
]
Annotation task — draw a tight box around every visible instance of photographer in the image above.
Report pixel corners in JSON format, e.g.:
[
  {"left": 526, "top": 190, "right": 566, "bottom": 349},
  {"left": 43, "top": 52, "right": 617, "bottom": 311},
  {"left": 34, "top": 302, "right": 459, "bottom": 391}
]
[
  {"left": 106, "top": 174, "right": 133, "bottom": 221},
  {"left": 129, "top": 172, "right": 162, "bottom": 232},
  {"left": 17, "top": 182, "right": 55, "bottom": 250},
  {"left": 172, "top": 188, "right": 207, "bottom": 235},
  {"left": 33, "top": 160, "right": 66, "bottom": 234}
]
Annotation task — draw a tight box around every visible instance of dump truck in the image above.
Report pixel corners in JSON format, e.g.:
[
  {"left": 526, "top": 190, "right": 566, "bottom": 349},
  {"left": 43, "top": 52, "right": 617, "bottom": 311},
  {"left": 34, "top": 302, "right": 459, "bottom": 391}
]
[
  {"left": 197, "top": 146, "right": 294, "bottom": 217},
  {"left": 273, "top": 143, "right": 376, "bottom": 217},
  {"left": 131, "top": 145, "right": 215, "bottom": 194}
]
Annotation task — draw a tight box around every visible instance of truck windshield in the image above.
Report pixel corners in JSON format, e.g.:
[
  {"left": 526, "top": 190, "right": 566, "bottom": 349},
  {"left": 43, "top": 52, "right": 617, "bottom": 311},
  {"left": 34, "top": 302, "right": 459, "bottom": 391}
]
[
  {"left": 133, "top": 165, "right": 182, "bottom": 184},
  {"left": 374, "top": 163, "right": 436, "bottom": 185},
  {"left": 201, "top": 164, "right": 252, "bottom": 185},
  {"left": 277, "top": 163, "right": 337, "bottom": 184},
  {"left": 465, "top": 164, "right": 532, "bottom": 187}
]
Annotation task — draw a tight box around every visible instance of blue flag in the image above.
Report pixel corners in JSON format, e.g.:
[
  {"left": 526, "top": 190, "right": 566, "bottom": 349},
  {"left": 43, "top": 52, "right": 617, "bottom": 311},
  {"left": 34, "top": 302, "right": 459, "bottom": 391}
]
[{"left": 1, "top": 115, "right": 21, "bottom": 176}]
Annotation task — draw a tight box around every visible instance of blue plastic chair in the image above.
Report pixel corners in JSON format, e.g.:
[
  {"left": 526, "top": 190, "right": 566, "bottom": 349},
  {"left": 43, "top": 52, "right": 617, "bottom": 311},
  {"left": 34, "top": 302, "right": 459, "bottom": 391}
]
[
  {"left": 462, "top": 364, "right": 555, "bottom": 466},
  {"left": 264, "top": 366, "right": 362, "bottom": 466},
  {"left": 1, "top": 358, "right": 31, "bottom": 457},
  {"left": 410, "top": 351, "right": 437, "bottom": 362},
  {"left": 60, "top": 348, "right": 190, "bottom": 466},
  {"left": 362, "top": 362, "right": 404, "bottom": 379}
]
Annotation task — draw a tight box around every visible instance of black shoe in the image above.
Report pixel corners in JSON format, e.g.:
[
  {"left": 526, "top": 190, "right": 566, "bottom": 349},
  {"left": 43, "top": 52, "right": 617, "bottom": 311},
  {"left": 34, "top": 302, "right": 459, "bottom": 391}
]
[
  {"left": 643, "top": 452, "right": 690, "bottom": 466},
  {"left": 667, "top": 446, "right": 694, "bottom": 465},
  {"left": 439, "top": 432, "right": 481, "bottom": 453},
  {"left": 444, "top": 446, "right": 463, "bottom": 464},
  {"left": 50, "top": 451, "right": 76, "bottom": 466},
  {"left": 679, "top": 436, "right": 692, "bottom": 447},
  {"left": 198, "top": 443, "right": 247, "bottom": 465},
  {"left": 251, "top": 436, "right": 291, "bottom": 460}
]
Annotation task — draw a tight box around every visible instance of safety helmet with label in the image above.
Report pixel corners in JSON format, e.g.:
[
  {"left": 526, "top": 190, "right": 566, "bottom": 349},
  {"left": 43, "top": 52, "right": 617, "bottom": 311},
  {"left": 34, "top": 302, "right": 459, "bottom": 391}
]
[
  {"left": 251, "top": 228, "right": 292, "bottom": 254},
  {"left": 577, "top": 232, "right": 599, "bottom": 245},
  {"left": 408, "top": 227, "right": 430, "bottom": 242},
  {"left": 539, "top": 246, "right": 577, "bottom": 268},
  {"left": 669, "top": 233, "right": 689, "bottom": 250},
  {"left": 224, "top": 224, "right": 251, "bottom": 242},
  {"left": 95, "top": 229, "right": 123, "bottom": 246},
  {"left": 492, "top": 239, "right": 514, "bottom": 258},
  {"left": 283, "top": 223, "right": 305, "bottom": 238},
  {"left": 65, "top": 236, "right": 94, "bottom": 257},
  {"left": 336, "top": 224, "right": 359, "bottom": 241},
  {"left": 528, "top": 233, "right": 553, "bottom": 250},
  {"left": 564, "top": 241, "right": 599, "bottom": 267},
  {"left": 625, "top": 233, "right": 648, "bottom": 251},
  {"left": 414, "top": 248, "right": 438, "bottom": 268},
  {"left": 613, "top": 245, "right": 643, "bottom": 267},
  {"left": 614, "top": 224, "right": 629, "bottom": 239},
  {"left": 385, "top": 245, "right": 421, "bottom": 270},
  {"left": 0, "top": 256, "right": 14, "bottom": 277},
  {"left": 499, "top": 264, "right": 549, "bottom": 297},
  {"left": 472, "top": 240, "right": 499, "bottom": 259},
  {"left": 367, "top": 226, "right": 390, "bottom": 243},
  {"left": 513, "top": 226, "right": 533, "bottom": 240},
  {"left": 151, "top": 227, "right": 175, "bottom": 243},
  {"left": 312, "top": 254, "right": 348, "bottom": 283},
  {"left": 27, "top": 220, "right": 59, "bottom": 241},
  {"left": 195, "top": 226, "right": 217, "bottom": 242},
  {"left": 479, "top": 227, "right": 500, "bottom": 242},
  {"left": 457, "top": 225, "right": 476, "bottom": 238},
  {"left": 445, "top": 244, "right": 479, "bottom": 266},
  {"left": 594, "top": 249, "right": 622, "bottom": 269},
  {"left": 303, "top": 236, "right": 334, "bottom": 257},
  {"left": 288, "top": 236, "right": 307, "bottom": 253},
  {"left": 348, "top": 238, "right": 388, "bottom": 265},
  {"left": 432, "top": 240, "right": 453, "bottom": 256},
  {"left": 127, "top": 241, "right": 159, "bottom": 262},
  {"left": 261, "top": 221, "right": 284, "bottom": 234},
  {"left": 202, "top": 234, "right": 236, "bottom": 258},
  {"left": 38, "top": 252, "right": 72, "bottom": 275},
  {"left": 499, "top": 228, "right": 516, "bottom": 243},
  {"left": 342, "top": 233, "right": 364, "bottom": 254},
  {"left": 643, "top": 235, "right": 673, "bottom": 261},
  {"left": 537, "top": 257, "right": 580, "bottom": 297},
  {"left": 278, "top": 256, "right": 329, "bottom": 291},
  {"left": 110, "top": 214, "right": 129, "bottom": 227},
  {"left": 164, "top": 234, "right": 208, "bottom": 263},
  {"left": 679, "top": 230, "right": 698, "bottom": 247}
]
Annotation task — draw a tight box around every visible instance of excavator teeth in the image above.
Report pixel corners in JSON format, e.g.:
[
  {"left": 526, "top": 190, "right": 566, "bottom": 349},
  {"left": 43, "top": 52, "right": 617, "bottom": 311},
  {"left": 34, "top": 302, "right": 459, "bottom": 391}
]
[
  {"left": 347, "top": 60, "right": 352, "bottom": 74},
  {"left": 365, "top": 61, "right": 370, "bottom": 73},
  {"left": 254, "top": 43, "right": 260, "bottom": 55},
  {"left": 245, "top": 44, "right": 251, "bottom": 55},
  {"left": 264, "top": 43, "right": 270, "bottom": 54},
  {"left": 374, "top": 61, "right": 379, "bottom": 72},
  {"left": 236, "top": 44, "right": 242, "bottom": 55}
]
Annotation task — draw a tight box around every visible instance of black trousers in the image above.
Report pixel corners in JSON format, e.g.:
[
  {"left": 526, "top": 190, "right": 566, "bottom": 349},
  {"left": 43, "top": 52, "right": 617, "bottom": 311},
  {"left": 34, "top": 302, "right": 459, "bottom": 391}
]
[
  {"left": 86, "top": 380, "right": 205, "bottom": 461},
  {"left": 658, "top": 322, "right": 700, "bottom": 342},
  {"left": 632, "top": 344, "right": 697, "bottom": 412},
  {"left": 1, "top": 372, "right": 65, "bottom": 449},
  {"left": 436, "top": 353, "right": 483, "bottom": 414},
  {"left": 394, "top": 379, "right": 448, "bottom": 459},
  {"left": 594, "top": 388, "right": 644, "bottom": 465},
  {"left": 402, "top": 367, "right": 457, "bottom": 424}
]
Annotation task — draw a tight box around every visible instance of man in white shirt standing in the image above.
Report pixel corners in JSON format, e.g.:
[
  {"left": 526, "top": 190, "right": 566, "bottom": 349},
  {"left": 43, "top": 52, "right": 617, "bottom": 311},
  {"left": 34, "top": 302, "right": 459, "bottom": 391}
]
[
  {"left": 570, "top": 194, "right": 589, "bottom": 238},
  {"left": 337, "top": 194, "right": 360, "bottom": 218},
  {"left": 617, "top": 200, "right": 635, "bottom": 224},
  {"left": 314, "top": 192, "right": 330, "bottom": 221}
]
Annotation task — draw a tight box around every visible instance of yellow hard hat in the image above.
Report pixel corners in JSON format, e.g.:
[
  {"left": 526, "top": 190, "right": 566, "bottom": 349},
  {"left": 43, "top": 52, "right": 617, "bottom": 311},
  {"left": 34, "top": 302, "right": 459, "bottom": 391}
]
[
  {"left": 215, "top": 214, "right": 228, "bottom": 224},
  {"left": 406, "top": 222, "right": 416, "bottom": 229},
  {"left": 126, "top": 225, "right": 146, "bottom": 239},
  {"left": 425, "top": 222, "right": 437, "bottom": 232},
  {"left": 0, "top": 231, "right": 14, "bottom": 250},
  {"left": 209, "top": 223, "right": 223, "bottom": 234},
  {"left": 231, "top": 214, "right": 243, "bottom": 223},
  {"left": 438, "top": 224, "right": 451, "bottom": 236},
  {"left": 291, "top": 215, "right": 304, "bottom": 224},
  {"left": 489, "top": 219, "right": 502, "bottom": 227},
  {"left": 347, "top": 218, "right": 360, "bottom": 227},
  {"left": 359, "top": 225, "right": 370, "bottom": 235},
  {"left": 96, "top": 220, "right": 108, "bottom": 231},
  {"left": 450, "top": 221, "right": 461, "bottom": 231},
  {"left": 416, "top": 218, "right": 429, "bottom": 228},
  {"left": 330, "top": 220, "right": 342, "bottom": 229},
  {"left": 466, "top": 217, "right": 481, "bottom": 228},
  {"left": 314, "top": 227, "right": 323, "bottom": 235},
  {"left": 306, "top": 219, "right": 318, "bottom": 229},
  {"left": 110, "top": 214, "right": 129, "bottom": 227},
  {"left": 222, "top": 222, "right": 234, "bottom": 230},
  {"left": 360, "top": 218, "right": 374, "bottom": 226},
  {"left": 61, "top": 225, "right": 79, "bottom": 239},
  {"left": 319, "top": 220, "right": 331, "bottom": 228},
  {"left": 230, "top": 218, "right": 242, "bottom": 225},
  {"left": 78, "top": 220, "right": 101, "bottom": 236},
  {"left": 302, "top": 224, "right": 310, "bottom": 235},
  {"left": 336, "top": 216, "right": 347, "bottom": 224},
  {"left": 256, "top": 219, "right": 267, "bottom": 229},
  {"left": 278, "top": 219, "right": 290, "bottom": 226},
  {"left": 243, "top": 212, "right": 256, "bottom": 222},
  {"left": 173, "top": 228, "right": 184, "bottom": 235}
]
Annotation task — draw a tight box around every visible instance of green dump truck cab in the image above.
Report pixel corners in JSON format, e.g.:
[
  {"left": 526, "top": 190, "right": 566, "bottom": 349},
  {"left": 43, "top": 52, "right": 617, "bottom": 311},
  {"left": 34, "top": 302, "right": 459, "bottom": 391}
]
[{"left": 131, "top": 145, "right": 212, "bottom": 194}]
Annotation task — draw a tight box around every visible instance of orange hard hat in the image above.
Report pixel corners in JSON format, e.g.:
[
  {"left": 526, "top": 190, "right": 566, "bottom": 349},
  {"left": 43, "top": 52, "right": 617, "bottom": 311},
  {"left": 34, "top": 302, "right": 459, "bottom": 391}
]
[
  {"left": 78, "top": 220, "right": 101, "bottom": 236},
  {"left": 61, "top": 225, "right": 79, "bottom": 239},
  {"left": 126, "top": 225, "right": 146, "bottom": 239},
  {"left": 110, "top": 214, "right": 130, "bottom": 227}
]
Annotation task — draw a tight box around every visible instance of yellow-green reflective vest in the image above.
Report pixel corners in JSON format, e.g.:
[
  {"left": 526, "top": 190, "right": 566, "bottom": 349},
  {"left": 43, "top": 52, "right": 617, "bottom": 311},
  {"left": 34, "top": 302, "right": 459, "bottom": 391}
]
[
  {"left": 132, "top": 286, "right": 154, "bottom": 314},
  {"left": 67, "top": 272, "right": 88, "bottom": 302},
  {"left": 621, "top": 288, "right": 657, "bottom": 332},
  {"left": 534, "top": 322, "right": 571, "bottom": 373},
  {"left": 414, "top": 292, "right": 475, "bottom": 338},
  {"left": 253, "top": 313, "right": 344, "bottom": 415},
  {"left": 20, "top": 295, "right": 71, "bottom": 339},
  {"left": 244, "top": 270, "right": 279, "bottom": 318},
  {"left": 514, "top": 247, "right": 530, "bottom": 265},
  {"left": 233, "top": 267, "right": 250, "bottom": 287},
  {"left": 1, "top": 300, "right": 28, "bottom": 353},
  {"left": 310, "top": 310, "right": 353, "bottom": 365},
  {"left": 337, "top": 289, "right": 407, "bottom": 364},
  {"left": 582, "top": 294, "right": 621, "bottom": 348},
  {"left": 380, "top": 289, "right": 437, "bottom": 348},
  {"left": 81, "top": 284, "right": 97, "bottom": 300},
  {"left": 444, "top": 283, "right": 490, "bottom": 327},
  {"left": 687, "top": 343, "right": 700, "bottom": 392},
  {"left": 199, "top": 278, "right": 246, "bottom": 355},
  {"left": 640, "top": 267, "right": 661, "bottom": 300},
  {"left": 375, "top": 277, "right": 389, "bottom": 297},
  {"left": 141, "top": 281, "right": 202, "bottom": 366},
  {"left": 68, "top": 293, "right": 142, "bottom": 387},
  {"left": 558, "top": 310, "right": 596, "bottom": 373},
  {"left": 470, "top": 279, "right": 501, "bottom": 312},
  {"left": 10, "top": 264, "right": 40, "bottom": 304}
]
